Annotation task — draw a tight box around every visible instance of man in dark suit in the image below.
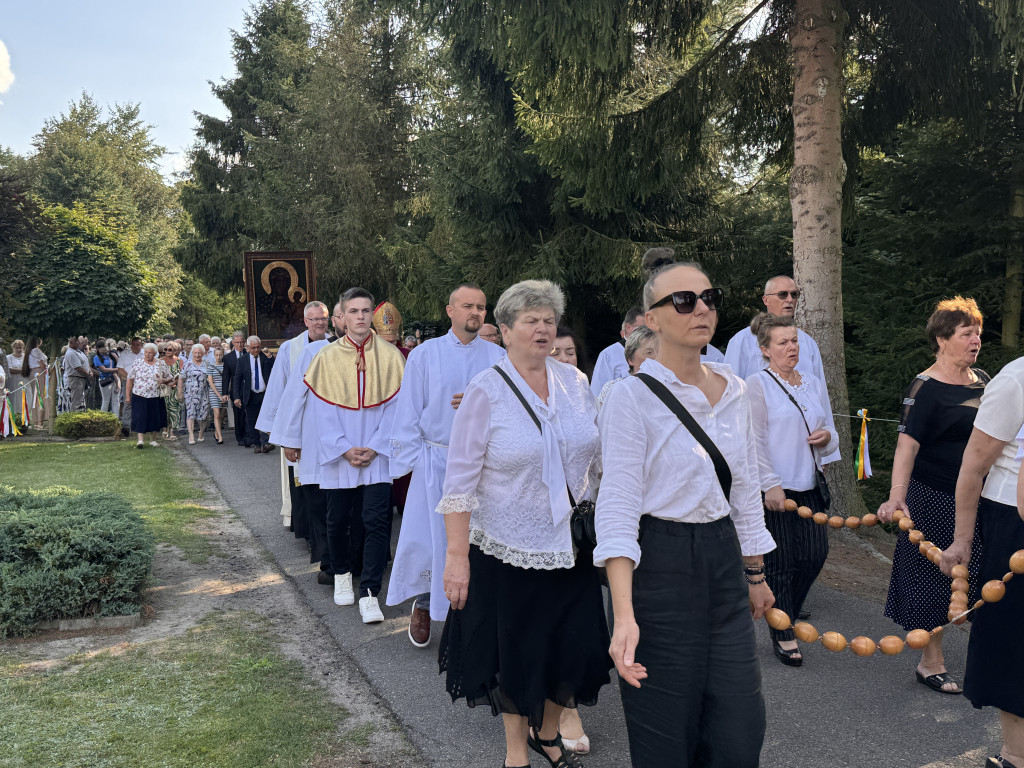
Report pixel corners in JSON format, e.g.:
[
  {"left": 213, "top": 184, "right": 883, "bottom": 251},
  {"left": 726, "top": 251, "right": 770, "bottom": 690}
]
[
  {"left": 223, "top": 331, "right": 248, "bottom": 446},
  {"left": 233, "top": 335, "right": 275, "bottom": 453}
]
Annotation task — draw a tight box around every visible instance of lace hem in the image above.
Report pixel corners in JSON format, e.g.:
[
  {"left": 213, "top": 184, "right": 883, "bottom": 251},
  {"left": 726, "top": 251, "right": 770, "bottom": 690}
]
[
  {"left": 436, "top": 493, "right": 479, "bottom": 516},
  {"left": 469, "top": 529, "right": 575, "bottom": 570},
  {"left": 388, "top": 437, "right": 402, "bottom": 459}
]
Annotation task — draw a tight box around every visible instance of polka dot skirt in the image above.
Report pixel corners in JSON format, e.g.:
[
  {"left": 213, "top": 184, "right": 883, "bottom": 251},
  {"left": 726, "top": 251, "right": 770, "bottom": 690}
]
[{"left": 884, "top": 477, "right": 983, "bottom": 632}]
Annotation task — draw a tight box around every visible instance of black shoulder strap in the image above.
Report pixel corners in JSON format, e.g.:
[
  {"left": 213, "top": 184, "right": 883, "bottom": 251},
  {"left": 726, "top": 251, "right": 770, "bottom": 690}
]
[
  {"left": 763, "top": 370, "right": 813, "bottom": 436},
  {"left": 492, "top": 364, "right": 577, "bottom": 507},
  {"left": 635, "top": 372, "right": 732, "bottom": 503}
]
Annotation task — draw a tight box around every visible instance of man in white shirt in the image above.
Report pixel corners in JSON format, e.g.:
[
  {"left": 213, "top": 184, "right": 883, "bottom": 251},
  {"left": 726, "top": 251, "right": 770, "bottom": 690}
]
[
  {"left": 272, "top": 288, "right": 404, "bottom": 624},
  {"left": 590, "top": 306, "right": 646, "bottom": 397},
  {"left": 724, "top": 275, "right": 838, "bottom": 465},
  {"left": 113, "top": 337, "right": 143, "bottom": 432},
  {"left": 63, "top": 336, "right": 93, "bottom": 412},
  {"left": 385, "top": 284, "right": 506, "bottom": 647},
  {"left": 257, "top": 303, "right": 330, "bottom": 540}
]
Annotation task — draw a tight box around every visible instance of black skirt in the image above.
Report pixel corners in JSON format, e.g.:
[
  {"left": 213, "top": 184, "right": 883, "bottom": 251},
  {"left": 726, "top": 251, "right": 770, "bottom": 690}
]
[
  {"left": 438, "top": 544, "right": 612, "bottom": 728},
  {"left": 964, "top": 498, "right": 1024, "bottom": 717},
  {"left": 130, "top": 394, "right": 167, "bottom": 434},
  {"left": 884, "top": 477, "right": 983, "bottom": 632}
]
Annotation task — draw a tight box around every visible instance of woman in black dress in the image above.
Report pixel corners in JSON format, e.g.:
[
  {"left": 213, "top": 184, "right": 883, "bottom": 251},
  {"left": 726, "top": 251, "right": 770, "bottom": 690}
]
[{"left": 878, "top": 296, "right": 987, "bottom": 694}]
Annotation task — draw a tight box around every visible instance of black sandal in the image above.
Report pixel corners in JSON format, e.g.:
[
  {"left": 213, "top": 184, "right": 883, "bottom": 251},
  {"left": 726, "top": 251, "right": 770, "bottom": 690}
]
[
  {"left": 987, "top": 757, "right": 1020, "bottom": 768},
  {"left": 915, "top": 670, "right": 962, "bottom": 695},
  {"left": 773, "top": 640, "right": 803, "bottom": 667},
  {"left": 528, "top": 730, "right": 584, "bottom": 768}
]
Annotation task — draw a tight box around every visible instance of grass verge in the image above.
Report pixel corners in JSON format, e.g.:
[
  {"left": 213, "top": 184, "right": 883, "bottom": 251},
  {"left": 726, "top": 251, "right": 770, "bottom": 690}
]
[
  {"left": 0, "top": 441, "right": 218, "bottom": 562},
  {"left": 0, "top": 611, "right": 344, "bottom": 768}
]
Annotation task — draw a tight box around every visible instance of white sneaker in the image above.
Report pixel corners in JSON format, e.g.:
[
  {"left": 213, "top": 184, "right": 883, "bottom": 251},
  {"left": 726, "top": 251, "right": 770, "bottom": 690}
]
[
  {"left": 333, "top": 573, "right": 354, "bottom": 606},
  {"left": 359, "top": 592, "right": 384, "bottom": 624}
]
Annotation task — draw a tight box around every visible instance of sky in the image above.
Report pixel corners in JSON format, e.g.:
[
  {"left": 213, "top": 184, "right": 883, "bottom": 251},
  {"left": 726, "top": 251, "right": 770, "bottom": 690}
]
[{"left": 0, "top": 0, "right": 254, "bottom": 178}]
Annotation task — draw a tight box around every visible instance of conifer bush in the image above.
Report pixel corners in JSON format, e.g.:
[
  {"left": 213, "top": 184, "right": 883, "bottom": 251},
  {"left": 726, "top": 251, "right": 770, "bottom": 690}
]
[
  {"left": 0, "top": 486, "right": 154, "bottom": 637},
  {"left": 53, "top": 409, "right": 121, "bottom": 439}
]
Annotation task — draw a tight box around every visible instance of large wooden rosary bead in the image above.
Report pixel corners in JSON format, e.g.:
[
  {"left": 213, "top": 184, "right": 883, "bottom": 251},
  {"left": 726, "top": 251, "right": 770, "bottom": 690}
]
[
  {"left": 898, "top": 517, "right": 916, "bottom": 532},
  {"left": 793, "top": 622, "right": 819, "bottom": 643},
  {"left": 1009, "top": 550, "right": 1024, "bottom": 575},
  {"left": 851, "top": 636, "right": 877, "bottom": 657},
  {"left": 765, "top": 608, "right": 791, "bottom": 631},
  {"left": 891, "top": 509, "right": 905, "bottom": 523},
  {"left": 813, "top": 512, "right": 829, "bottom": 525},
  {"left": 797, "top": 506, "right": 814, "bottom": 519},
  {"left": 822, "top": 631, "right": 847, "bottom": 652},
  {"left": 879, "top": 636, "right": 905, "bottom": 655},
  {"left": 784, "top": 499, "right": 798, "bottom": 512},
  {"left": 951, "top": 564, "right": 969, "bottom": 580},
  {"left": 861, "top": 514, "right": 879, "bottom": 526},
  {"left": 829, "top": 515, "right": 845, "bottom": 529},
  {"left": 908, "top": 529, "right": 924, "bottom": 544},
  {"left": 906, "top": 629, "right": 931, "bottom": 650},
  {"left": 918, "top": 540, "right": 934, "bottom": 555},
  {"left": 845, "top": 516, "right": 861, "bottom": 529},
  {"left": 981, "top": 580, "right": 1006, "bottom": 603},
  {"left": 950, "top": 577, "right": 969, "bottom": 594},
  {"left": 948, "top": 607, "right": 968, "bottom": 626}
]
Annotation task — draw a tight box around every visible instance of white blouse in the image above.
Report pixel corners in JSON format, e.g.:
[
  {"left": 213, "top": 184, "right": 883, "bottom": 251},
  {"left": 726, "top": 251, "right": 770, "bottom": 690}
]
[
  {"left": 437, "top": 356, "right": 600, "bottom": 570},
  {"left": 746, "top": 369, "right": 839, "bottom": 493},
  {"left": 593, "top": 359, "right": 775, "bottom": 568}
]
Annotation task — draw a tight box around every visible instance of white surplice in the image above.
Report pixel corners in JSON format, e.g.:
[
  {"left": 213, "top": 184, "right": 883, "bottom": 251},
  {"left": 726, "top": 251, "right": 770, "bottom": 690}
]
[
  {"left": 256, "top": 331, "right": 313, "bottom": 524},
  {"left": 723, "top": 327, "right": 839, "bottom": 464},
  {"left": 384, "top": 330, "right": 507, "bottom": 620},
  {"left": 268, "top": 340, "right": 331, "bottom": 486}
]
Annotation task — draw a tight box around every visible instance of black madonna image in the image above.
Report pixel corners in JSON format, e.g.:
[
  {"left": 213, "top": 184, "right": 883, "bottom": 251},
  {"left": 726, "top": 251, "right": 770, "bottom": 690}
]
[{"left": 244, "top": 251, "right": 317, "bottom": 346}]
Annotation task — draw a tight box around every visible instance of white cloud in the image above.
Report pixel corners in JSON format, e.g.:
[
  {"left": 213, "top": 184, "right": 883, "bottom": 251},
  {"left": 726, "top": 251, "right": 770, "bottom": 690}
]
[{"left": 0, "top": 40, "right": 13, "bottom": 94}]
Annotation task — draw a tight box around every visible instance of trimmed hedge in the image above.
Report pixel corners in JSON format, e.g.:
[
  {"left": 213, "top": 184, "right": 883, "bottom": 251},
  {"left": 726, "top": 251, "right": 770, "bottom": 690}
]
[
  {"left": 53, "top": 409, "right": 122, "bottom": 439},
  {"left": 0, "top": 486, "right": 154, "bottom": 637}
]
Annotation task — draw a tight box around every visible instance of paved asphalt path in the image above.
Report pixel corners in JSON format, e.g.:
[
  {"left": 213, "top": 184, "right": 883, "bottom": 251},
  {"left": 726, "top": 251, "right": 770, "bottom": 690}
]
[{"left": 182, "top": 438, "right": 1001, "bottom": 768}]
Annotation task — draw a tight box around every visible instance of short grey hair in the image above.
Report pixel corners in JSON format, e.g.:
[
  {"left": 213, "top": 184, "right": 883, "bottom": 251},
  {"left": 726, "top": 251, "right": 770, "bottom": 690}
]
[
  {"left": 210, "top": 336, "right": 221, "bottom": 345},
  {"left": 246, "top": 335, "right": 260, "bottom": 347},
  {"left": 493, "top": 280, "right": 565, "bottom": 329},
  {"left": 190, "top": 343, "right": 206, "bottom": 357},
  {"left": 624, "top": 326, "right": 658, "bottom": 364},
  {"left": 764, "top": 275, "right": 796, "bottom": 295},
  {"left": 199, "top": 334, "right": 211, "bottom": 343},
  {"left": 642, "top": 261, "right": 708, "bottom": 312},
  {"left": 143, "top": 342, "right": 159, "bottom": 354},
  {"left": 232, "top": 331, "right": 245, "bottom": 340},
  {"left": 304, "top": 300, "right": 328, "bottom": 316}
]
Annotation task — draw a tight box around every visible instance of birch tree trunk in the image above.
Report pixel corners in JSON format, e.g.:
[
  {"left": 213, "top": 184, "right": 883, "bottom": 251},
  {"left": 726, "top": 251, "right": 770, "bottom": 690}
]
[{"left": 789, "top": 0, "right": 865, "bottom": 517}]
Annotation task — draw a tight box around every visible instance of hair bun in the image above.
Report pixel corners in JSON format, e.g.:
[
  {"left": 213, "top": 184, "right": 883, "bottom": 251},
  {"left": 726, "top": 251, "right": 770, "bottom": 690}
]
[{"left": 641, "top": 247, "right": 676, "bottom": 275}]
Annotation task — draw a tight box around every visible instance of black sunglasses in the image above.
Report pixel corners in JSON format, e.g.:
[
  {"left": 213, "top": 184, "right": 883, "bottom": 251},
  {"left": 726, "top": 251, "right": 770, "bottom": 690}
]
[
  {"left": 649, "top": 288, "right": 725, "bottom": 314},
  {"left": 765, "top": 290, "right": 801, "bottom": 300}
]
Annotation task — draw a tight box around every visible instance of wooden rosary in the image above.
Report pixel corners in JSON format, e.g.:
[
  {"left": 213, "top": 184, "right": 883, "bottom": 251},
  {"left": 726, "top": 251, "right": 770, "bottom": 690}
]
[{"left": 760, "top": 499, "right": 1024, "bottom": 656}]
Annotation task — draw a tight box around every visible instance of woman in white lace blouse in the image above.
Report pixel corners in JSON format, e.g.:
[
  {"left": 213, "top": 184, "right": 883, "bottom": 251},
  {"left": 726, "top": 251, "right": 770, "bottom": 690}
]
[{"left": 438, "top": 279, "right": 611, "bottom": 768}]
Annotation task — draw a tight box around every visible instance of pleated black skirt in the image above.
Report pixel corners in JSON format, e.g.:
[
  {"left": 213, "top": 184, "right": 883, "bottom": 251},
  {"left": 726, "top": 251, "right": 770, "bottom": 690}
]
[
  {"left": 964, "top": 498, "right": 1024, "bottom": 717},
  {"left": 130, "top": 394, "right": 167, "bottom": 434},
  {"left": 438, "top": 544, "right": 612, "bottom": 729},
  {"left": 621, "top": 515, "right": 765, "bottom": 768}
]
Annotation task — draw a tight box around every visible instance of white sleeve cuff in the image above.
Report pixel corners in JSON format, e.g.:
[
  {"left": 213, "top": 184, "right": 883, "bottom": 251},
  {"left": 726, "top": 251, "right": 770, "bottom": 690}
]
[{"left": 592, "top": 538, "right": 641, "bottom": 569}]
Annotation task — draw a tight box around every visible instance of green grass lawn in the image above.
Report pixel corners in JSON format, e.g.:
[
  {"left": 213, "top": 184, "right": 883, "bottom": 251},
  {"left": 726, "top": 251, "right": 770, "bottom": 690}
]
[
  {"left": 0, "top": 441, "right": 218, "bottom": 562},
  {"left": 0, "top": 611, "right": 344, "bottom": 768}
]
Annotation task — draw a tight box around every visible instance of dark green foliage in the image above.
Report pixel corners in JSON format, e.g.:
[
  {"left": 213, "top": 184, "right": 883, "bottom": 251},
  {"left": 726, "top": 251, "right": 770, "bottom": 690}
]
[
  {"left": 5, "top": 204, "right": 156, "bottom": 340},
  {"left": 0, "top": 486, "right": 155, "bottom": 637},
  {"left": 53, "top": 410, "right": 122, "bottom": 440}
]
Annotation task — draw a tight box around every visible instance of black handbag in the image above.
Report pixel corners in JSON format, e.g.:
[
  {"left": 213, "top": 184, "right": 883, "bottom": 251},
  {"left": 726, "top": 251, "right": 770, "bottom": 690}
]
[
  {"left": 762, "top": 370, "right": 832, "bottom": 509},
  {"left": 635, "top": 374, "right": 732, "bottom": 502},
  {"left": 492, "top": 365, "right": 597, "bottom": 552}
]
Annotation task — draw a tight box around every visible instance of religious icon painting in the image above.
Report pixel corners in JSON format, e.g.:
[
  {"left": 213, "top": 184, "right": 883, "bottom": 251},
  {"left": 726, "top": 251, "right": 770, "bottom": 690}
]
[{"left": 243, "top": 251, "right": 318, "bottom": 348}]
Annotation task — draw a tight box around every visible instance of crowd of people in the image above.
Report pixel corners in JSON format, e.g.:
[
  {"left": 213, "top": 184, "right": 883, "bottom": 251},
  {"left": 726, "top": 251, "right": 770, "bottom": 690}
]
[{"left": 3, "top": 249, "right": 1021, "bottom": 768}]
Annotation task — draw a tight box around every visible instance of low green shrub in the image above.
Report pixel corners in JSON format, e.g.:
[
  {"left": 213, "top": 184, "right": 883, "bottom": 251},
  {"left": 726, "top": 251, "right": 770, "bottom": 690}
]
[
  {"left": 0, "top": 486, "right": 155, "bottom": 637},
  {"left": 53, "top": 409, "right": 121, "bottom": 439}
]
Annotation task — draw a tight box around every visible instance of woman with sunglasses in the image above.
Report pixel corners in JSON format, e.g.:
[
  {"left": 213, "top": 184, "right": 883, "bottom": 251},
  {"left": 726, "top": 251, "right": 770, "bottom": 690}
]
[
  {"left": 595, "top": 262, "right": 775, "bottom": 768},
  {"left": 745, "top": 312, "right": 837, "bottom": 667}
]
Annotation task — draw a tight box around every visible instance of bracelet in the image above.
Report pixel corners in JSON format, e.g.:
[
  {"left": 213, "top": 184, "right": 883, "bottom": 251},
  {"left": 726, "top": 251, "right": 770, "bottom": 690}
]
[
  {"left": 745, "top": 575, "right": 766, "bottom": 585},
  {"left": 890, "top": 484, "right": 907, "bottom": 492},
  {"left": 743, "top": 565, "right": 765, "bottom": 575}
]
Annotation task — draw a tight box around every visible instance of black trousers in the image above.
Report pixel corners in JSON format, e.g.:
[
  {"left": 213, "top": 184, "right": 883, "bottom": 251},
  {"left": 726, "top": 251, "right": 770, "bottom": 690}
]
[
  {"left": 243, "top": 391, "right": 268, "bottom": 446},
  {"left": 232, "top": 401, "right": 247, "bottom": 444},
  {"left": 763, "top": 487, "right": 829, "bottom": 642},
  {"left": 301, "top": 483, "right": 329, "bottom": 571},
  {"left": 621, "top": 516, "right": 765, "bottom": 768},
  {"left": 325, "top": 483, "right": 391, "bottom": 596},
  {"left": 289, "top": 466, "right": 308, "bottom": 539}
]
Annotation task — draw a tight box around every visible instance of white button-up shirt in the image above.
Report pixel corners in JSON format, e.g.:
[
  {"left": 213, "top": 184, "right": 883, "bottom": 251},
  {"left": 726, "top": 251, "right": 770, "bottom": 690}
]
[{"left": 594, "top": 358, "right": 775, "bottom": 568}]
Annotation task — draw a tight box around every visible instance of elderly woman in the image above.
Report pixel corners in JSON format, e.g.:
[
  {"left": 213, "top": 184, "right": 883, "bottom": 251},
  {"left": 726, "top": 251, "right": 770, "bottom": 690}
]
[
  {"left": 939, "top": 358, "right": 1024, "bottom": 768},
  {"left": 438, "top": 279, "right": 611, "bottom": 768},
  {"left": 126, "top": 342, "right": 173, "bottom": 448},
  {"left": 596, "top": 326, "right": 659, "bottom": 410},
  {"left": 205, "top": 346, "right": 229, "bottom": 444},
  {"left": 6, "top": 340, "right": 26, "bottom": 415},
  {"left": 596, "top": 262, "right": 775, "bottom": 767},
  {"left": 550, "top": 326, "right": 580, "bottom": 368},
  {"left": 181, "top": 343, "right": 211, "bottom": 445},
  {"left": 878, "top": 297, "right": 988, "bottom": 695},
  {"left": 745, "top": 312, "right": 837, "bottom": 666},
  {"left": 160, "top": 343, "right": 182, "bottom": 440}
]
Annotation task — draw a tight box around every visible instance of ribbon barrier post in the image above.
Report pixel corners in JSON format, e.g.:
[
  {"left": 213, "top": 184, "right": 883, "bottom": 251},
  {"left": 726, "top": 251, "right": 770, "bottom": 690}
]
[{"left": 854, "top": 408, "right": 872, "bottom": 480}]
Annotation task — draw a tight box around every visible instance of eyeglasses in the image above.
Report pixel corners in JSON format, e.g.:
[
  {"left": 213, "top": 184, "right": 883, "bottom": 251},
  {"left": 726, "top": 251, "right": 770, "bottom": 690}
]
[
  {"left": 649, "top": 288, "right": 725, "bottom": 314},
  {"left": 765, "top": 290, "right": 801, "bottom": 301}
]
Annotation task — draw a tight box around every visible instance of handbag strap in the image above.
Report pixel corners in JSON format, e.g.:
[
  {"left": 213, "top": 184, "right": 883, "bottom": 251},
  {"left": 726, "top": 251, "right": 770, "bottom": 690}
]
[
  {"left": 762, "top": 369, "right": 821, "bottom": 470},
  {"left": 492, "top": 365, "right": 578, "bottom": 508},
  {"left": 635, "top": 373, "right": 732, "bottom": 503}
]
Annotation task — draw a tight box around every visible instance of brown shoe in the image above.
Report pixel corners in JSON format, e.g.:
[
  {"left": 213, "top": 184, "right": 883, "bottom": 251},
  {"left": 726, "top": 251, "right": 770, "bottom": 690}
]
[
  {"left": 408, "top": 603, "right": 431, "bottom": 647},
  {"left": 261, "top": 443, "right": 275, "bottom": 453},
  {"left": 253, "top": 445, "right": 262, "bottom": 454}
]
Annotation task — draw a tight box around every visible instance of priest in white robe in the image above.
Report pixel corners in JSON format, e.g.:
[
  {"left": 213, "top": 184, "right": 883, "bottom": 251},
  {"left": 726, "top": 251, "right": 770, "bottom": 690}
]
[
  {"left": 384, "top": 285, "right": 506, "bottom": 648},
  {"left": 257, "top": 301, "right": 331, "bottom": 533}
]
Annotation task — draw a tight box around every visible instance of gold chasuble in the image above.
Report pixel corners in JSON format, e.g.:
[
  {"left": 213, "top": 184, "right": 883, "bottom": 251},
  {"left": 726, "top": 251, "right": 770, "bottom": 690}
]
[{"left": 304, "top": 333, "right": 404, "bottom": 410}]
